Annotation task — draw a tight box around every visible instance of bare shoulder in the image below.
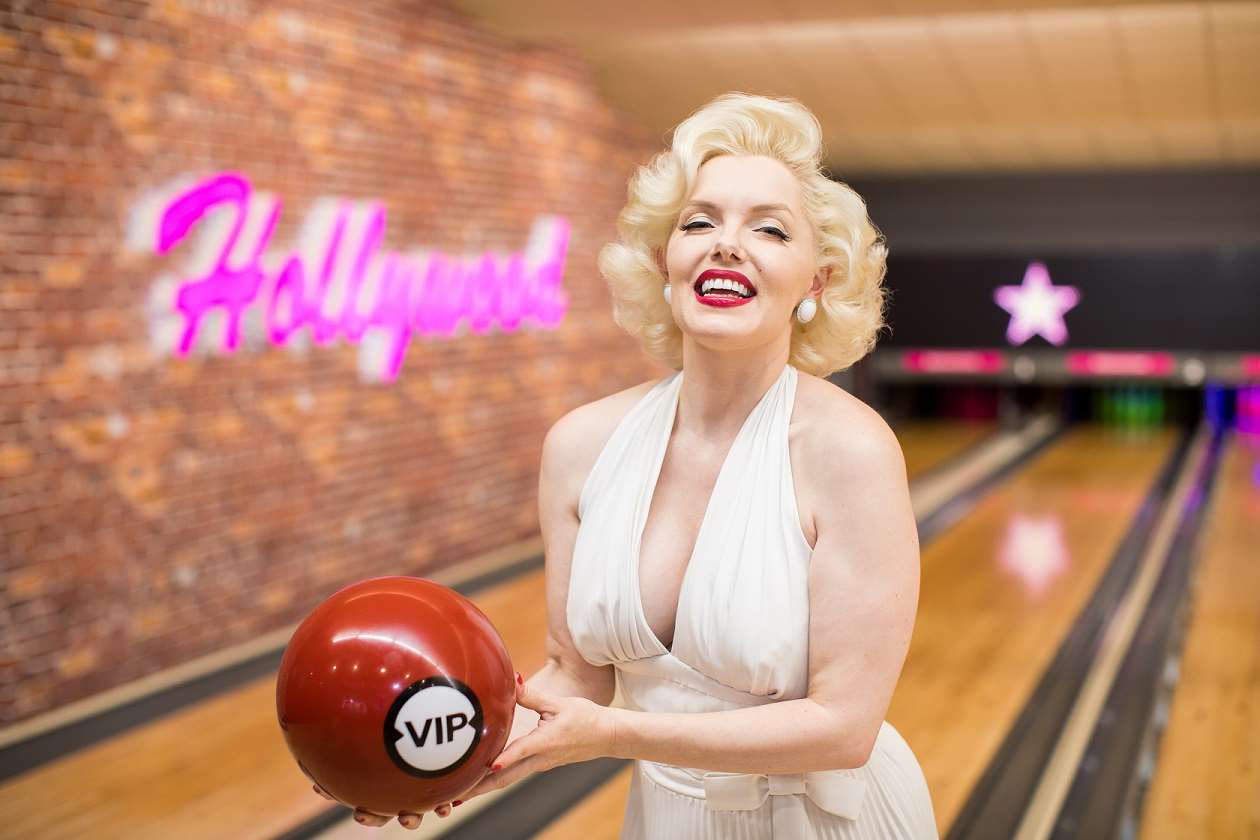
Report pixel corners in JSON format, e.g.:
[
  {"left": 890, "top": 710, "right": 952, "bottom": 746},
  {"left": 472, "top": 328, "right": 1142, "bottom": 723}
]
[
  {"left": 791, "top": 372, "right": 907, "bottom": 522},
  {"left": 542, "top": 373, "right": 671, "bottom": 514}
]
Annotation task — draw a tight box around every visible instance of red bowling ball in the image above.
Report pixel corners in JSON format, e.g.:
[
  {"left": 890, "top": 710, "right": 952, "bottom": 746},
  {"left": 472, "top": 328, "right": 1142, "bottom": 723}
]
[{"left": 275, "top": 576, "right": 516, "bottom": 816}]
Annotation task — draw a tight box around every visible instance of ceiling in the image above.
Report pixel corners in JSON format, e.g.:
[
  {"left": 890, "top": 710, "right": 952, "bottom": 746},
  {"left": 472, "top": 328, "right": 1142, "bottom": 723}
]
[{"left": 449, "top": 0, "right": 1260, "bottom": 175}]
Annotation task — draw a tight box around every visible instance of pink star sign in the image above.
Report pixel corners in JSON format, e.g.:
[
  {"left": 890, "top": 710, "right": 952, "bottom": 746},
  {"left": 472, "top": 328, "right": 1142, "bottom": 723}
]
[{"left": 993, "top": 262, "right": 1080, "bottom": 346}]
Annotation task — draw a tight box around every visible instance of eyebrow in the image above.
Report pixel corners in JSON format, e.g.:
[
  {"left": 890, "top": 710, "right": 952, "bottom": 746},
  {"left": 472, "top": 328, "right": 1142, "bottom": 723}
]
[{"left": 682, "top": 200, "right": 796, "bottom": 220}]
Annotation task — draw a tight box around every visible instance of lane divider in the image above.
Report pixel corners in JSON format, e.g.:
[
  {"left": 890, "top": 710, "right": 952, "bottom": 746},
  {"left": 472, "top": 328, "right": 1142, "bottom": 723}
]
[{"left": 913, "top": 414, "right": 1060, "bottom": 530}]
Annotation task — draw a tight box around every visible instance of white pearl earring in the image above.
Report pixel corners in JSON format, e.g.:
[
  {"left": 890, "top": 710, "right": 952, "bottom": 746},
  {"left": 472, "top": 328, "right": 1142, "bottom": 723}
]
[
  {"left": 796, "top": 297, "right": 817, "bottom": 324},
  {"left": 663, "top": 284, "right": 671, "bottom": 304}
]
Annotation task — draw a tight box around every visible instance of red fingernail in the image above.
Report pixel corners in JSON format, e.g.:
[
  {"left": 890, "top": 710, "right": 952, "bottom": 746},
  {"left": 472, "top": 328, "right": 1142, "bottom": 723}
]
[
  {"left": 515, "top": 672, "right": 523, "bottom": 685},
  {"left": 492, "top": 763, "right": 502, "bottom": 772},
  {"left": 453, "top": 800, "right": 463, "bottom": 807}
]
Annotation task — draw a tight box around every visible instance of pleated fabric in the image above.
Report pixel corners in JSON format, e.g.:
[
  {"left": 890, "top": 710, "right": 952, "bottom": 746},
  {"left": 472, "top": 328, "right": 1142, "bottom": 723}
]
[
  {"left": 619, "top": 719, "right": 937, "bottom": 840},
  {"left": 567, "top": 363, "right": 938, "bottom": 839}
]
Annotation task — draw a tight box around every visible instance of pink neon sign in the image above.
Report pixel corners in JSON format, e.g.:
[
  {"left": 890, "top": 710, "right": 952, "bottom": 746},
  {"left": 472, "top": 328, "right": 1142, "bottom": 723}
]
[
  {"left": 1241, "top": 354, "right": 1260, "bottom": 379},
  {"left": 901, "top": 349, "right": 1006, "bottom": 374},
  {"left": 993, "top": 262, "right": 1080, "bottom": 347},
  {"left": 151, "top": 172, "right": 571, "bottom": 381},
  {"left": 1065, "top": 351, "right": 1175, "bottom": 377}
]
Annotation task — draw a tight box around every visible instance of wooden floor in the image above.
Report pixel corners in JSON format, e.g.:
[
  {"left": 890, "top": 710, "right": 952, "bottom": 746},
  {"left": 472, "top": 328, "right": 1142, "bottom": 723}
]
[
  {"left": 897, "top": 420, "right": 996, "bottom": 480},
  {"left": 1, "top": 421, "right": 1216, "bottom": 840},
  {"left": 1138, "top": 432, "right": 1260, "bottom": 840},
  {"left": 893, "top": 426, "right": 1179, "bottom": 831}
]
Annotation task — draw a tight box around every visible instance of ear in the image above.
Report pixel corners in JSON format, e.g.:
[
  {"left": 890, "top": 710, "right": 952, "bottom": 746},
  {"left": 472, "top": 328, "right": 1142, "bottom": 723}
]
[
  {"left": 653, "top": 246, "right": 667, "bottom": 277},
  {"left": 810, "top": 264, "right": 831, "bottom": 296}
]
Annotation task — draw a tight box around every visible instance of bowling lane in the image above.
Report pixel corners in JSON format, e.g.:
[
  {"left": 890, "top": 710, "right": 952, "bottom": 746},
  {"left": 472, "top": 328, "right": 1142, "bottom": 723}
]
[
  {"left": 1137, "top": 433, "right": 1260, "bottom": 839},
  {"left": 0, "top": 572, "right": 552, "bottom": 840},
  {"left": 896, "top": 421, "right": 998, "bottom": 480},
  {"left": 887, "top": 426, "right": 1181, "bottom": 834},
  {"left": 531, "top": 771, "right": 634, "bottom": 840}
]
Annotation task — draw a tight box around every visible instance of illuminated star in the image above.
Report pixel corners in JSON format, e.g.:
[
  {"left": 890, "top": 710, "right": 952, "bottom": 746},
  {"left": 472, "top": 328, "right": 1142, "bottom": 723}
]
[{"left": 993, "top": 262, "right": 1080, "bottom": 346}]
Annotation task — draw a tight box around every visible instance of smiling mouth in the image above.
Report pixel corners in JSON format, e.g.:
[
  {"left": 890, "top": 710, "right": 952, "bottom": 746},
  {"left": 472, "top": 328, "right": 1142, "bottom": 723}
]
[{"left": 694, "top": 271, "right": 757, "bottom": 299}]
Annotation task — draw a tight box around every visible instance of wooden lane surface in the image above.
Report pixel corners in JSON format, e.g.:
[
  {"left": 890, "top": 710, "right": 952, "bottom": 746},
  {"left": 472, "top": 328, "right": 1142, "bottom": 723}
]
[
  {"left": 892, "top": 427, "right": 1178, "bottom": 835},
  {"left": 897, "top": 421, "right": 996, "bottom": 480},
  {"left": 0, "top": 572, "right": 552, "bottom": 840},
  {"left": 531, "top": 768, "right": 635, "bottom": 840},
  {"left": 1138, "top": 433, "right": 1260, "bottom": 840},
  {"left": 536, "top": 426, "right": 1179, "bottom": 839}
]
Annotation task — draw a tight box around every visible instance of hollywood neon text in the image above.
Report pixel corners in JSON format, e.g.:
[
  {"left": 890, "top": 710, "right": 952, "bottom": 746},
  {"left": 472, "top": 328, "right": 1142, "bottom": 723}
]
[{"left": 147, "top": 172, "right": 571, "bottom": 381}]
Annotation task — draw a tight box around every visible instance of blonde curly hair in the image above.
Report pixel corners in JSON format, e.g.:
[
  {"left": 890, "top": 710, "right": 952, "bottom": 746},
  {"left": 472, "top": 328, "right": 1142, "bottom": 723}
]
[{"left": 597, "top": 92, "right": 889, "bottom": 378}]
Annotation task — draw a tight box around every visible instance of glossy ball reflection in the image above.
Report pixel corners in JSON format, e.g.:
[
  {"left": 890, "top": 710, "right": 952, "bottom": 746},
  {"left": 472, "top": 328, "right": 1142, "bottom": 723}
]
[{"left": 275, "top": 577, "right": 515, "bottom": 816}]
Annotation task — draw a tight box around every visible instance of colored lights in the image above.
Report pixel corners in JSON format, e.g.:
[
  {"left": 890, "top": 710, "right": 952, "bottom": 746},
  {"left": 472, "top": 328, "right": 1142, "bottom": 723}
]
[
  {"left": 993, "top": 262, "right": 1080, "bottom": 347},
  {"left": 901, "top": 349, "right": 1006, "bottom": 374},
  {"left": 1204, "top": 385, "right": 1260, "bottom": 435},
  {"left": 1204, "top": 384, "right": 1231, "bottom": 431},
  {"left": 1067, "top": 352, "right": 1177, "bottom": 378},
  {"left": 1092, "top": 386, "right": 1166, "bottom": 428},
  {"left": 1238, "top": 385, "right": 1260, "bottom": 436}
]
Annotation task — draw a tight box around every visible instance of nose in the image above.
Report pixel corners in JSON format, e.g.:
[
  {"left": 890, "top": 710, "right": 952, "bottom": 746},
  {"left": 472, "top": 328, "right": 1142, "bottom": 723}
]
[{"left": 712, "top": 230, "right": 745, "bottom": 262}]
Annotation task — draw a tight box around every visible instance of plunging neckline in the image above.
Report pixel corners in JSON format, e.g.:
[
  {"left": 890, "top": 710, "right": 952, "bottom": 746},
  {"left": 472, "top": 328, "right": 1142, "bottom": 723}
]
[{"left": 631, "top": 363, "right": 791, "bottom": 657}]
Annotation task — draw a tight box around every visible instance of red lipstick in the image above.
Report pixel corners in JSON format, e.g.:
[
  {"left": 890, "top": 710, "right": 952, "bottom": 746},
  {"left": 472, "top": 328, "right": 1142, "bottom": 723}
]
[{"left": 693, "top": 269, "right": 756, "bottom": 308}]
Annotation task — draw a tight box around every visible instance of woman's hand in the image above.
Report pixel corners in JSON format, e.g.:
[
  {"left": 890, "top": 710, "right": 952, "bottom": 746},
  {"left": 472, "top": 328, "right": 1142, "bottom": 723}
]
[
  {"left": 309, "top": 780, "right": 460, "bottom": 829},
  {"left": 305, "top": 670, "right": 613, "bottom": 825},
  {"left": 459, "top": 672, "right": 617, "bottom": 798}
]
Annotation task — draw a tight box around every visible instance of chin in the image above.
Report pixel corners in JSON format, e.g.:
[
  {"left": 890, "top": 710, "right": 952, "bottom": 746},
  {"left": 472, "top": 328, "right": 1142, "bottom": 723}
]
[{"left": 682, "top": 321, "right": 766, "bottom": 346}]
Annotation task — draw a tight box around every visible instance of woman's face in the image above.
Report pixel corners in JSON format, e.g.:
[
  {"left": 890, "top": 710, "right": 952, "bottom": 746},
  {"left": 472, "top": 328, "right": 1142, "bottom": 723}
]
[{"left": 662, "top": 154, "right": 822, "bottom": 349}]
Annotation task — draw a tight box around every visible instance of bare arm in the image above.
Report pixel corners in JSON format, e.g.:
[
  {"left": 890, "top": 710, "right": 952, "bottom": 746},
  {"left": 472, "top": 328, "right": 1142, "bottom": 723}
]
[
  {"left": 607, "top": 406, "right": 919, "bottom": 771},
  {"left": 523, "top": 406, "right": 617, "bottom": 706}
]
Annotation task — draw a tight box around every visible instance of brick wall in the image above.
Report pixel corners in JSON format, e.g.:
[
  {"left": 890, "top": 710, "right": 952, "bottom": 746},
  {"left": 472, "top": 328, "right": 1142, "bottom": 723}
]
[{"left": 0, "top": 0, "right": 662, "bottom": 726}]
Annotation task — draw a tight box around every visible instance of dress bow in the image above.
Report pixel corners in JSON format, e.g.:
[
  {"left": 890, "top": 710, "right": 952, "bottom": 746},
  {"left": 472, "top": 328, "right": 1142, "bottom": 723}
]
[{"left": 702, "top": 769, "right": 867, "bottom": 838}]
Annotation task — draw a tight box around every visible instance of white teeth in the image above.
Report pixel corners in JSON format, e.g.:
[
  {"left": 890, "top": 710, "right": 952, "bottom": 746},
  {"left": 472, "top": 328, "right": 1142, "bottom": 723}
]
[{"left": 699, "top": 277, "right": 752, "bottom": 297}]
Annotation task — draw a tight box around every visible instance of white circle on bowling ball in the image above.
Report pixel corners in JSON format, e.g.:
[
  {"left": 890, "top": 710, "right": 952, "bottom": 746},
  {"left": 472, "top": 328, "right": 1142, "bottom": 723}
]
[{"left": 390, "top": 683, "right": 479, "bottom": 773}]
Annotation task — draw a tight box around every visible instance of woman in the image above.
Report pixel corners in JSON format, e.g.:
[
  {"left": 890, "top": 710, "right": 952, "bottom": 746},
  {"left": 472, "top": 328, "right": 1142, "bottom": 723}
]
[{"left": 329, "top": 92, "right": 937, "bottom": 837}]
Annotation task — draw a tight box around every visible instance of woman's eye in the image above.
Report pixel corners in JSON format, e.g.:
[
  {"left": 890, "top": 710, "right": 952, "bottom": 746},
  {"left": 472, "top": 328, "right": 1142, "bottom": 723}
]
[
  {"left": 759, "top": 226, "right": 789, "bottom": 241},
  {"left": 681, "top": 220, "right": 713, "bottom": 231}
]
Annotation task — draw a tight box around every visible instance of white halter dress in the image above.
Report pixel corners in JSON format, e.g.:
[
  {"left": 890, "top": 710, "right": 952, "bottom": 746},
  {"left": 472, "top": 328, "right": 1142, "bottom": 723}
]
[{"left": 567, "top": 362, "right": 938, "bottom": 839}]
